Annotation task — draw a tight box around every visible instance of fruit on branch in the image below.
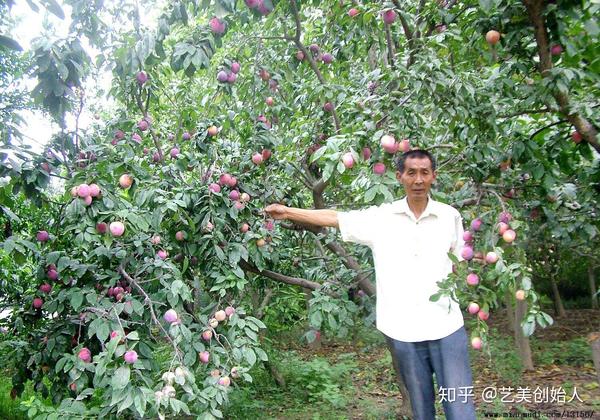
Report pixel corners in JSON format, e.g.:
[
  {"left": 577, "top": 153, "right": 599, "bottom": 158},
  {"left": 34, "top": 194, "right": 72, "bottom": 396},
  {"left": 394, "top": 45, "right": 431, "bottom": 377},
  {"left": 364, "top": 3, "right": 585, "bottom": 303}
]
[
  {"left": 373, "top": 163, "right": 386, "bottom": 175},
  {"left": 89, "top": 184, "right": 100, "bottom": 197},
  {"left": 382, "top": 9, "right": 397, "bottom": 24},
  {"left": 463, "top": 231, "right": 473, "bottom": 242},
  {"left": 550, "top": 44, "right": 562, "bottom": 56},
  {"left": 217, "top": 70, "right": 228, "bottom": 83},
  {"left": 136, "top": 71, "right": 148, "bottom": 85},
  {"left": 466, "top": 273, "right": 479, "bottom": 286},
  {"left": 252, "top": 152, "right": 264, "bottom": 165},
  {"left": 124, "top": 350, "right": 138, "bottom": 364},
  {"left": 199, "top": 351, "right": 210, "bottom": 364},
  {"left": 33, "top": 298, "right": 43, "bottom": 309},
  {"left": 109, "top": 221, "right": 125, "bottom": 237},
  {"left": 77, "top": 184, "right": 90, "bottom": 198},
  {"left": 119, "top": 174, "right": 133, "bottom": 189},
  {"left": 380, "top": 135, "right": 397, "bottom": 153},
  {"left": 37, "top": 231, "right": 50, "bottom": 242},
  {"left": 470, "top": 218, "right": 482, "bottom": 231},
  {"left": 78, "top": 347, "right": 92, "bottom": 363},
  {"left": 342, "top": 152, "right": 354, "bottom": 169},
  {"left": 502, "top": 229, "right": 516, "bottom": 243},
  {"left": 218, "top": 376, "right": 231, "bottom": 387},
  {"left": 207, "top": 126, "right": 218, "bottom": 136},
  {"left": 467, "top": 302, "right": 480, "bottom": 314},
  {"left": 485, "top": 252, "right": 499, "bottom": 264},
  {"left": 157, "top": 250, "right": 168, "bottom": 260},
  {"left": 209, "top": 17, "right": 225, "bottom": 35},
  {"left": 362, "top": 147, "right": 371, "bottom": 160},
  {"left": 215, "top": 310, "right": 227, "bottom": 322},
  {"left": 461, "top": 246, "right": 474, "bottom": 260},
  {"left": 485, "top": 30, "right": 500, "bottom": 45},
  {"left": 164, "top": 309, "right": 178, "bottom": 324}
]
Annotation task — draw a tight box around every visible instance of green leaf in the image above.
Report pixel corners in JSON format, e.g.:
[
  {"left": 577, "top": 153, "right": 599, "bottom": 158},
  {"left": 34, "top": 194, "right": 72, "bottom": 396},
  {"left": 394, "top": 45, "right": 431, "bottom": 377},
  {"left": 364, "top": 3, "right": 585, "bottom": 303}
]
[
  {"left": 522, "top": 319, "right": 536, "bottom": 337},
  {"left": 40, "top": 0, "right": 65, "bottom": 19},
  {"left": 70, "top": 290, "right": 83, "bottom": 311},
  {"left": 111, "top": 366, "right": 130, "bottom": 390},
  {"left": 96, "top": 322, "right": 110, "bottom": 343},
  {"left": 0, "top": 35, "right": 23, "bottom": 51},
  {"left": 243, "top": 348, "right": 256, "bottom": 366}
]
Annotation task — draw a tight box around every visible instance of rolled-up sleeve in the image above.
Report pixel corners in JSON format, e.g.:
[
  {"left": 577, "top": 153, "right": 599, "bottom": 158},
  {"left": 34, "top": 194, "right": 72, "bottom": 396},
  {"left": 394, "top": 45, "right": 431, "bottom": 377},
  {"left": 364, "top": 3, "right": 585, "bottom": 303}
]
[{"left": 338, "top": 206, "right": 380, "bottom": 247}]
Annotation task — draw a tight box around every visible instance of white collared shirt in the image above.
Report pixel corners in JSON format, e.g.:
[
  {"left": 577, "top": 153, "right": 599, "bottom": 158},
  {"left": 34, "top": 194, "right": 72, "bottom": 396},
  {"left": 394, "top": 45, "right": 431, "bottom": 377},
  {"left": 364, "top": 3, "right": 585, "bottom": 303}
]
[{"left": 338, "top": 197, "right": 465, "bottom": 342}]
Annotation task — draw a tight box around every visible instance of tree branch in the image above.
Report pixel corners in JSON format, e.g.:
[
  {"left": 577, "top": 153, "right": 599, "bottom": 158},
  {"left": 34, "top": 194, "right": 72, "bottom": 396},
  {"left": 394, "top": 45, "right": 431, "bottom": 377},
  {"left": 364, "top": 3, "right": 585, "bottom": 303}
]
[
  {"left": 384, "top": 23, "right": 395, "bottom": 68},
  {"left": 117, "top": 265, "right": 181, "bottom": 360},
  {"left": 523, "top": 0, "right": 600, "bottom": 152},
  {"left": 278, "top": 222, "right": 376, "bottom": 296},
  {"left": 290, "top": 0, "right": 341, "bottom": 132},
  {"left": 497, "top": 108, "right": 553, "bottom": 119},
  {"left": 239, "top": 260, "right": 322, "bottom": 290}
]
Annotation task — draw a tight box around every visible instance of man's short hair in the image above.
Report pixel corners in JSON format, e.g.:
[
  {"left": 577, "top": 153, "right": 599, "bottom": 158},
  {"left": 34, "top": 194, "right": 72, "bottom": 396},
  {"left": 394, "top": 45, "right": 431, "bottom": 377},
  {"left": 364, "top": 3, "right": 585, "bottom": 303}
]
[{"left": 395, "top": 149, "right": 437, "bottom": 173}]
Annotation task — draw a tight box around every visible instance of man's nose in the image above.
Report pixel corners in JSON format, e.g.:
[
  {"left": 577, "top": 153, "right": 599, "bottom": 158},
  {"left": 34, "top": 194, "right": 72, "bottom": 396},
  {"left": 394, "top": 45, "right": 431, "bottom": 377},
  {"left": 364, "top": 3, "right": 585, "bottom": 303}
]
[{"left": 415, "top": 174, "right": 424, "bottom": 183}]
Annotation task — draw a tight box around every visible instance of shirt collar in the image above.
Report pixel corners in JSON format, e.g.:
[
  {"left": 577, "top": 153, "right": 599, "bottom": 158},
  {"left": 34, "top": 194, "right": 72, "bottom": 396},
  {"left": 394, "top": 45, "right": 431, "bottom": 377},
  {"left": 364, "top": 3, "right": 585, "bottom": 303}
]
[{"left": 391, "top": 197, "right": 439, "bottom": 219}]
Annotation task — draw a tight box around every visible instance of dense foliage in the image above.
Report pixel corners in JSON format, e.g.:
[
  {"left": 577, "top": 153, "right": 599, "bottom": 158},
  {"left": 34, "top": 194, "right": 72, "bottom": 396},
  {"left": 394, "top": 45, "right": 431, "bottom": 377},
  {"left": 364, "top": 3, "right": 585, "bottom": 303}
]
[{"left": 0, "top": 0, "right": 598, "bottom": 418}]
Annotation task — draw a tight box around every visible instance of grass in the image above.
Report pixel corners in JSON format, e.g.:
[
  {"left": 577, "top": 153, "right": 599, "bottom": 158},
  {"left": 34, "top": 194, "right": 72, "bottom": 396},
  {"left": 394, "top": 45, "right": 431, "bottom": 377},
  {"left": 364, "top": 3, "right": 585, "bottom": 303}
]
[
  {"left": 0, "top": 370, "right": 33, "bottom": 420},
  {"left": 1, "top": 318, "right": 596, "bottom": 419}
]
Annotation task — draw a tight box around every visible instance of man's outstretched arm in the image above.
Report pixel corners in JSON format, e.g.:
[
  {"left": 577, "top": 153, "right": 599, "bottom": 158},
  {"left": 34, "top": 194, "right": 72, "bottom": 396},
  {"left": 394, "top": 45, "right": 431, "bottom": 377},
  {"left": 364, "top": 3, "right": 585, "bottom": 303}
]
[{"left": 264, "top": 204, "right": 339, "bottom": 229}]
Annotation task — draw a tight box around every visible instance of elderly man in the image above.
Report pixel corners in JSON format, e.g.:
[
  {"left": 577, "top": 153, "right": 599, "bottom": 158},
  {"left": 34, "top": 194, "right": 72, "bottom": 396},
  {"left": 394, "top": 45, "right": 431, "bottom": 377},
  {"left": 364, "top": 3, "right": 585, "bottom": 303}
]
[{"left": 265, "top": 149, "right": 476, "bottom": 419}]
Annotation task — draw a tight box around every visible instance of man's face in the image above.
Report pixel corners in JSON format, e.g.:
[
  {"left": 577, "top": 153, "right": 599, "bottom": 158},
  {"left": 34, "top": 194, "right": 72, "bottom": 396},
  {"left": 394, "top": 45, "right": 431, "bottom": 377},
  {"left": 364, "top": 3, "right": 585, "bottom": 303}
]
[{"left": 396, "top": 157, "right": 436, "bottom": 200}]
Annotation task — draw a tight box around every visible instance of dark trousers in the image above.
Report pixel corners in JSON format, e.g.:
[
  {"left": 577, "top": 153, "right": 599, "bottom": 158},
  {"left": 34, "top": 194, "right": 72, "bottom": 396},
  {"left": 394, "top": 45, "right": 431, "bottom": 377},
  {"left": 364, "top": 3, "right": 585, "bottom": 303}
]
[{"left": 386, "top": 326, "right": 477, "bottom": 420}]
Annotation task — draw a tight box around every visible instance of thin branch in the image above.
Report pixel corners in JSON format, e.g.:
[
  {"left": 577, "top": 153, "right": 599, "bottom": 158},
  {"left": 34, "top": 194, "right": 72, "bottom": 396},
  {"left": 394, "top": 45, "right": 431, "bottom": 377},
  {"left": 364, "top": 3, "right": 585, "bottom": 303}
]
[
  {"left": 497, "top": 108, "right": 553, "bottom": 119},
  {"left": 384, "top": 23, "right": 395, "bottom": 68},
  {"left": 289, "top": 0, "right": 341, "bottom": 132},
  {"left": 239, "top": 260, "right": 322, "bottom": 290},
  {"left": 529, "top": 119, "right": 566, "bottom": 140},
  {"left": 118, "top": 265, "right": 181, "bottom": 360},
  {"left": 255, "top": 289, "right": 274, "bottom": 319}
]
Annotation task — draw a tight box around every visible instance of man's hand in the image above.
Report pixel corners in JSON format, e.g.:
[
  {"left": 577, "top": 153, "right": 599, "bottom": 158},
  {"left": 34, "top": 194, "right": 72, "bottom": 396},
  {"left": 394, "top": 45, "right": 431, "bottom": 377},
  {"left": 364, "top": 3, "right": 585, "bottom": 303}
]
[{"left": 264, "top": 204, "right": 288, "bottom": 220}]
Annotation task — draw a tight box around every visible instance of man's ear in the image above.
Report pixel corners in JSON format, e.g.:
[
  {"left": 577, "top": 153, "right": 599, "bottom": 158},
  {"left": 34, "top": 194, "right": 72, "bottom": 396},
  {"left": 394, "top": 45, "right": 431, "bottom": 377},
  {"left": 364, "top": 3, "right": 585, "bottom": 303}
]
[
  {"left": 395, "top": 171, "right": 402, "bottom": 181},
  {"left": 432, "top": 171, "right": 437, "bottom": 182}
]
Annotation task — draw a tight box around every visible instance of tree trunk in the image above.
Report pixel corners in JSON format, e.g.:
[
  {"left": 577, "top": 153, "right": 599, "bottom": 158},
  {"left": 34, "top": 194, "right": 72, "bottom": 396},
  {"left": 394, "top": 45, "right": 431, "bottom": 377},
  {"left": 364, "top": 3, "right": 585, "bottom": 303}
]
[
  {"left": 550, "top": 276, "right": 567, "bottom": 318},
  {"left": 253, "top": 286, "right": 287, "bottom": 389},
  {"left": 588, "top": 332, "right": 600, "bottom": 385},
  {"left": 263, "top": 358, "right": 286, "bottom": 389},
  {"left": 504, "top": 288, "right": 515, "bottom": 329},
  {"left": 588, "top": 266, "right": 598, "bottom": 310},
  {"left": 514, "top": 299, "right": 535, "bottom": 371}
]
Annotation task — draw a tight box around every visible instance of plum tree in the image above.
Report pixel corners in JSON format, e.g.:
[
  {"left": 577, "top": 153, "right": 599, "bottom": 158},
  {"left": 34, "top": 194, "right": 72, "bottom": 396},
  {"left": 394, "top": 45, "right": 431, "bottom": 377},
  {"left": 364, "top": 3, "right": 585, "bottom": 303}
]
[{"left": 2, "top": 0, "right": 596, "bottom": 417}]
